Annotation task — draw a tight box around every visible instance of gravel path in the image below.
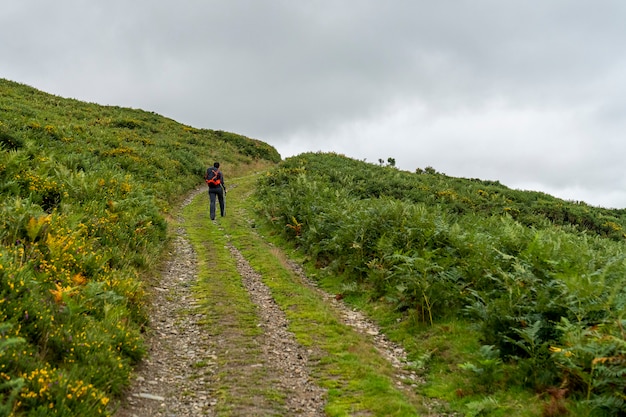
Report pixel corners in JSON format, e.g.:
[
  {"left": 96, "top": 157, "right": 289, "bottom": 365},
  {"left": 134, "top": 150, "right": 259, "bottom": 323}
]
[
  {"left": 115, "top": 229, "right": 214, "bottom": 417},
  {"left": 115, "top": 190, "right": 424, "bottom": 416}
]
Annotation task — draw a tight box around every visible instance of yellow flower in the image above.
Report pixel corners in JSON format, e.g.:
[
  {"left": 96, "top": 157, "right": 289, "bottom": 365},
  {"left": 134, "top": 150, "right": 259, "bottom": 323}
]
[
  {"left": 49, "top": 283, "right": 74, "bottom": 303},
  {"left": 72, "top": 273, "right": 87, "bottom": 286},
  {"left": 549, "top": 346, "right": 573, "bottom": 357},
  {"left": 120, "top": 182, "right": 132, "bottom": 193}
]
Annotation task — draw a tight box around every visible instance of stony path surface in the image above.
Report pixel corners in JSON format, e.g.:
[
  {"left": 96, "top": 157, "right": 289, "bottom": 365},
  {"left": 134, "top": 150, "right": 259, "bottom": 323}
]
[
  {"left": 115, "top": 230, "right": 217, "bottom": 417},
  {"left": 115, "top": 190, "right": 424, "bottom": 416}
]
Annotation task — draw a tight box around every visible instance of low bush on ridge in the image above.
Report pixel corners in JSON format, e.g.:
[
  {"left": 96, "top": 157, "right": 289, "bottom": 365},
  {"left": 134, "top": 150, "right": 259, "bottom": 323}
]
[
  {"left": 255, "top": 152, "right": 626, "bottom": 415},
  {"left": 0, "top": 79, "right": 279, "bottom": 416}
]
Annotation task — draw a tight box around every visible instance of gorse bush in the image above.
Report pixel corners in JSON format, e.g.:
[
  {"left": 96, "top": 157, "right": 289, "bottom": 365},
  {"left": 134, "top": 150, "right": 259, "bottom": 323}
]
[
  {"left": 255, "top": 152, "right": 626, "bottom": 414},
  {"left": 0, "top": 78, "right": 279, "bottom": 415}
]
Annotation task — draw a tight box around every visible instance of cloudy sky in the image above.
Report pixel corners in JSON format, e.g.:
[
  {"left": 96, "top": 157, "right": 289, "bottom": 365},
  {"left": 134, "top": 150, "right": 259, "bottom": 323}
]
[{"left": 2, "top": 1, "right": 626, "bottom": 208}]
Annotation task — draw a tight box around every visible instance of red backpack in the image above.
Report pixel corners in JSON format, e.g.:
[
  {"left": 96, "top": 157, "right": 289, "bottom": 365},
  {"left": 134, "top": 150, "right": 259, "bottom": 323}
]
[{"left": 205, "top": 167, "right": 221, "bottom": 187}]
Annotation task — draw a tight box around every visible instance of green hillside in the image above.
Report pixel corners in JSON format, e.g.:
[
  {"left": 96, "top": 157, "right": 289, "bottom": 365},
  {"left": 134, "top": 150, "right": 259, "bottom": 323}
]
[
  {"left": 2, "top": 78, "right": 625, "bottom": 416},
  {"left": 255, "top": 152, "right": 626, "bottom": 415},
  {"left": 0, "top": 79, "right": 279, "bottom": 416}
]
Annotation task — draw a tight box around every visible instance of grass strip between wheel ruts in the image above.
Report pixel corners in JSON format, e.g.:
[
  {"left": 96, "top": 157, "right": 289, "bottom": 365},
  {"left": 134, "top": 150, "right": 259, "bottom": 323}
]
[{"left": 182, "top": 188, "right": 292, "bottom": 415}]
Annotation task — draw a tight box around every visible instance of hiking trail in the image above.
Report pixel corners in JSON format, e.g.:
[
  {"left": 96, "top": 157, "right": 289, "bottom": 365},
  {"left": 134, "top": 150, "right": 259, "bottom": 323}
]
[{"left": 115, "top": 178, "right": 446, "bottom": 416}]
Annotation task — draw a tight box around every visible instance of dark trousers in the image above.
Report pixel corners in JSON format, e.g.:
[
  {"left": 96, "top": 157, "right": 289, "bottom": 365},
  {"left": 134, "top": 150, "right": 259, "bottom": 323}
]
[{"left": 208, "top": 188, "right": 225, "bottom": 220}]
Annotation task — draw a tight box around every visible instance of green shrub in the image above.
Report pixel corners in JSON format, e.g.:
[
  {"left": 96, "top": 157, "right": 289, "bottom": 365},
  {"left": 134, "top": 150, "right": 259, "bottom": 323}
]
[{"left": 459, "top": 345, "right": 504, "bottom": 393}]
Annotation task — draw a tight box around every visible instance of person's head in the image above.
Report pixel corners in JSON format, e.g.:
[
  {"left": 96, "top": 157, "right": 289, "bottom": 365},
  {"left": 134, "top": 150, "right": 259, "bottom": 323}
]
[{"left": 213, "top": 162, "right": 220, "bottom": 168}]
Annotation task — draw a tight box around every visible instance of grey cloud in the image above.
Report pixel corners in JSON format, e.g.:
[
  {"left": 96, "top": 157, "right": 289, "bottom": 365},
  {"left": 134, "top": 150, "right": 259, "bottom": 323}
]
[{"left": 2, "top": 1, "right": 626, "bottom": 207}]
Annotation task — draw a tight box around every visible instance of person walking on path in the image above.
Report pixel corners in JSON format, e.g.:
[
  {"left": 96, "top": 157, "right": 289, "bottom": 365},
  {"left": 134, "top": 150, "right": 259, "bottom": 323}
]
[{"left": 205, "top": 161, "right": 226, "bottom": 220}]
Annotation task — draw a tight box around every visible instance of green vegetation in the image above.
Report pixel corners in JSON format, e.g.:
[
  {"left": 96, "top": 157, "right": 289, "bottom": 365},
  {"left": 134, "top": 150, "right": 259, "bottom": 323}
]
[
  {"left": 4, "top": 76, "right": 626, "bottom": 416},
  {"left": 0, "top": 79, "right": 278, "bottom": 416},
  {"left": 255, "top": 152, "right": 626, "bottom": 416}
]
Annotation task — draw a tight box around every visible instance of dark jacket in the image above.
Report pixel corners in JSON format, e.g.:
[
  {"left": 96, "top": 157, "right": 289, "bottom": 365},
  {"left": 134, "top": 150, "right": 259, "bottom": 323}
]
[{"left": 205, "top": 167, "right": 225, "bottom": 191}]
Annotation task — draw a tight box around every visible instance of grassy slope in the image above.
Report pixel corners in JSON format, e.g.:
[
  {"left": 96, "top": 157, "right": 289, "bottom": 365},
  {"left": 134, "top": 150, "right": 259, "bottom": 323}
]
[
  {"left": 0, "top": 79, "right": 278, "bottom": 416},
  {"left": 252, "top": 152, "right": 626, "bottom": 416},
  {"left": 271, "top": 152, "right": 626, "bottom": 239},
  {"left": 3, "top": 78, "right": 624, "bottom": 416}
]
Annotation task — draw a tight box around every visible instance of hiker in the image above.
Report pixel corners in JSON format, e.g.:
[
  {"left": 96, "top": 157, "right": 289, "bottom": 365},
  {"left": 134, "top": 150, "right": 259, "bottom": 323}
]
[{"left": 205, "top": 162, "right": 226, "bottom": 220}]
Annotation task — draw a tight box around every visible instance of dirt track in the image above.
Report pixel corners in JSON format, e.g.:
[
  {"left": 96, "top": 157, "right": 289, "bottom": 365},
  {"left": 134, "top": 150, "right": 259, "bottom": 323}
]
[{"left": 115, "top": 188, "right": 425, "bottom": 416}]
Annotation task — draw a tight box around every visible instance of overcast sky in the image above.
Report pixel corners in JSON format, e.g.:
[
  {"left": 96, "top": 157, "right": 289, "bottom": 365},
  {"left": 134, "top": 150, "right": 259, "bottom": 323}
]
[{"left": 2, "top": 1, "right": 626, "bottom": 208}]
